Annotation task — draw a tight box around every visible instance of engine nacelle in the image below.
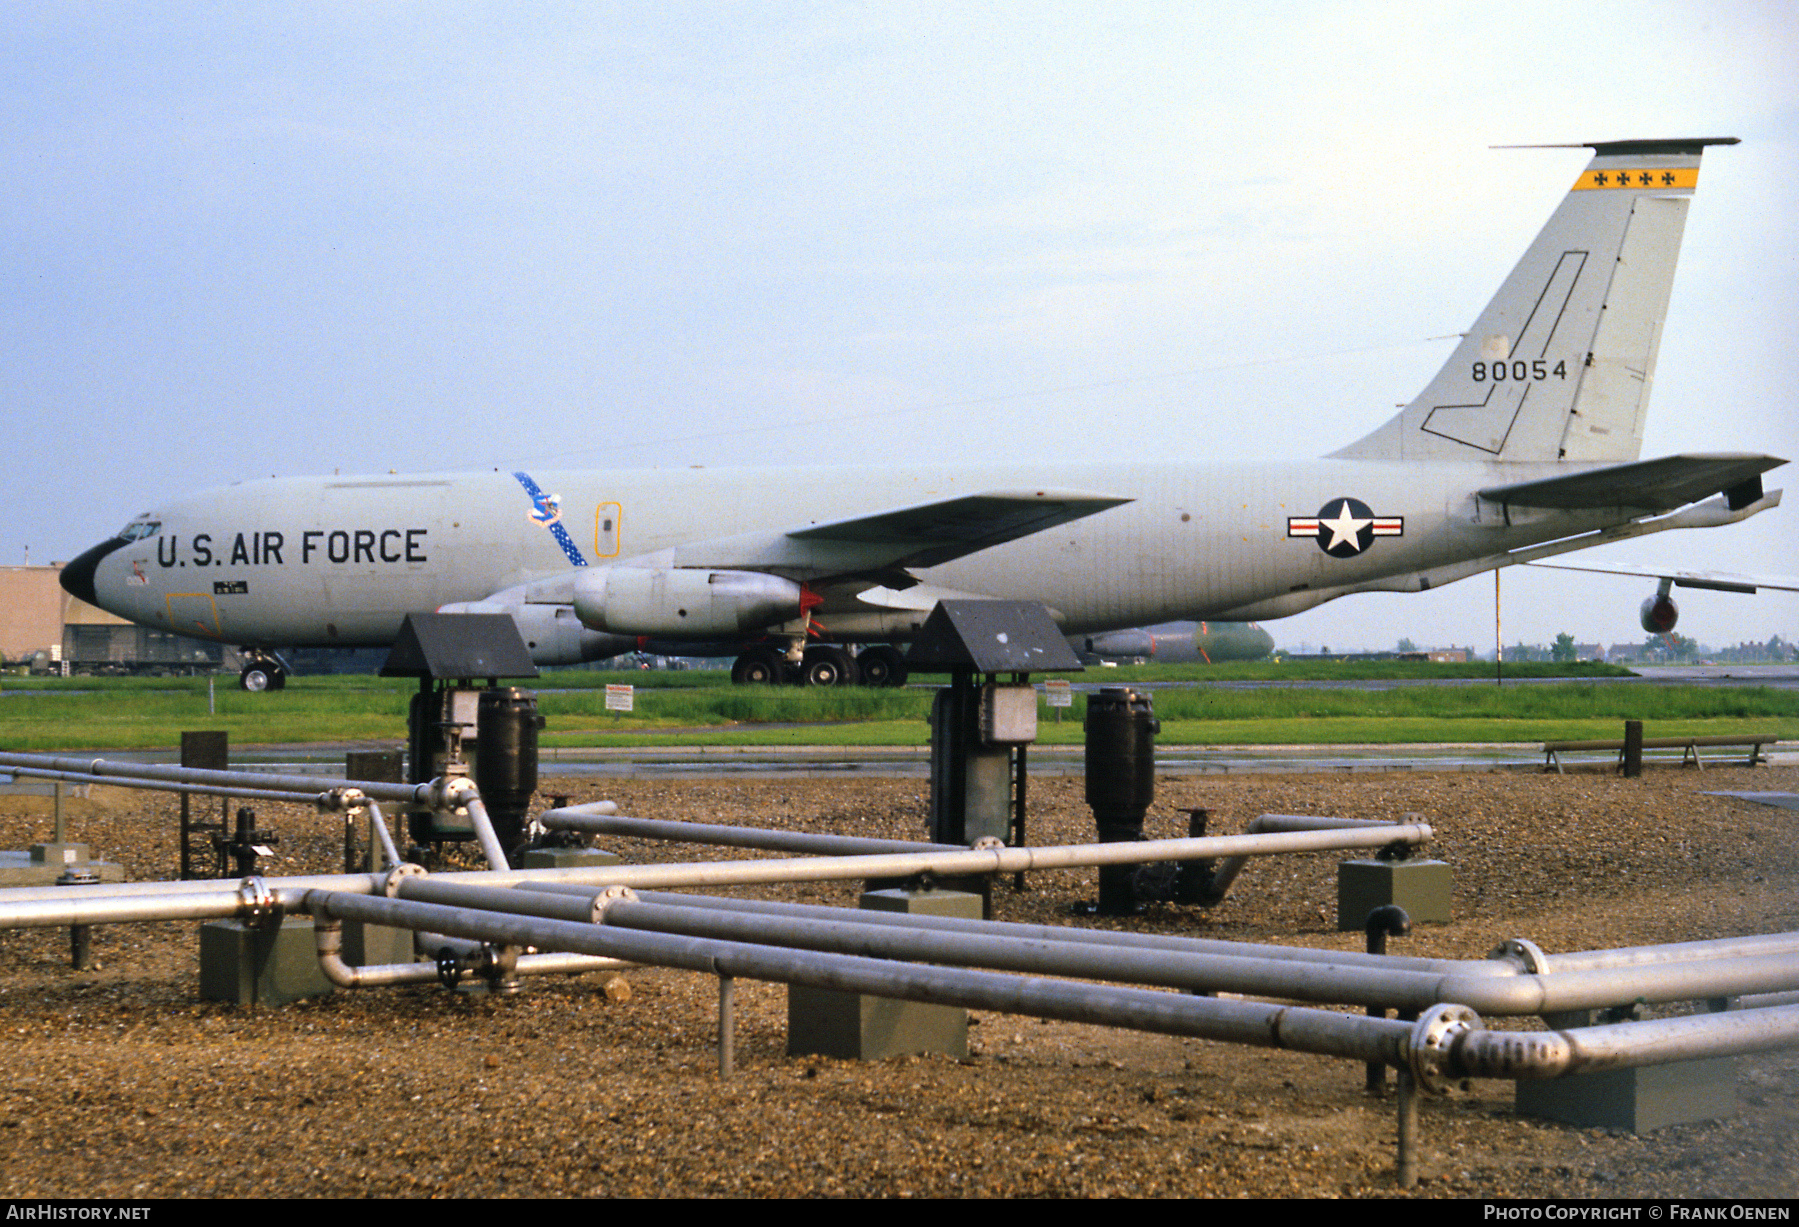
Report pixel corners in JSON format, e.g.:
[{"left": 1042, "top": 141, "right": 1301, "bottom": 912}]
[
  {"left": 1639, "top": 592, "right": 1679, "bottom": 634},
  {"left": 572, "top": 567, "right": 802, "bottom": 637},
  {"left": 1081, "top": 629, "right": 1155, "bottom": 659},
  {"left": 437, "top": 600, "right": 638, "bottom": 666}
]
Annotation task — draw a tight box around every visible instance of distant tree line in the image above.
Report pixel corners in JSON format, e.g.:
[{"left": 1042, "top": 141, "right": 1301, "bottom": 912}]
[{"left": 1393, "top": 632, "right": 1795, "bottom": 664}]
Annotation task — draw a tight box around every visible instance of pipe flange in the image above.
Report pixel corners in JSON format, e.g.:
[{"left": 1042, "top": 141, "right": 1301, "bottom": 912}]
[
  {"left": 1488, "top": 937, "right": 1551, "bottom": 975},
  {"left": 1408, "top": 1002, "right": 1482, "bottom": 1095},
  {"left": 383, "top": 862, "right": 427, "bottom": 898},
  {"left": 432, "top": 775, "right": 478, "bottom": 817},
  {"left": 591, "top": 884, "right": 638, "bottom": 923},
  {"left": 237, "top": 876, "right": 278, "bottom": 927},
  {"left": 322, "top": 786, "right": 368, "bottom": 814},
  {"left": 969, "top": 836, "right": 1006, "bottom": 852}
]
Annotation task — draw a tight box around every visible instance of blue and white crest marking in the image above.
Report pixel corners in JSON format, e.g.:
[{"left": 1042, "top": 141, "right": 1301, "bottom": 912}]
[{"left": 512, "top": 471, "right": 589, "bottom": 567}]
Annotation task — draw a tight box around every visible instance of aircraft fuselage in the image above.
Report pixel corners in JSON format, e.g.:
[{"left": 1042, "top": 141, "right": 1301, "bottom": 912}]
[{"left": 70, "top": 457, "right": 1624, "bottom": 651}]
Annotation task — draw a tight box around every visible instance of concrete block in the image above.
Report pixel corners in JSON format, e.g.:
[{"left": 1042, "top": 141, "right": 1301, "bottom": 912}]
[
  {"left": 1516, "top": 1058, "right": 1738, "bottom": 1132},
  {"left": 859, "top": 888, "right": 984, "bottom": 919},
  {"left": 1337, "top": 858, "right": 1452, "bottom": 930},
  {"left": 342, "top": 921, "right": 414, "bottom": 968},
  {"left": 788, "top": 985, "right": 969, "bottom": 1060},
  {"left": 787, "top": 888, "right": 982, "bottom": 1061},
  {"left": 521, "top": 846, "right": 622, "bottom": 871},
  {"left": 199, "top": 916, "right": 333, "bottom": 1007}
]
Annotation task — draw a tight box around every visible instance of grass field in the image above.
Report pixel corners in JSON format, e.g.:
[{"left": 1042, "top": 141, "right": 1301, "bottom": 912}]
[{"left": 0, "top": 666, "right": 1793, "bottom": 750}]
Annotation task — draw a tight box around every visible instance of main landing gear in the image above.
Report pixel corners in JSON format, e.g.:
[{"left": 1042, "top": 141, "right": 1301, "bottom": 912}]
[{"left": 729, "top": 644, "right": 908, "bottom": 688}]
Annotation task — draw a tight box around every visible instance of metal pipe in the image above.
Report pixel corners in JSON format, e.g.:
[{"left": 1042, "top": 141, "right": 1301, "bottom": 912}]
[
  {"left": 435, "top": 823, "right": 1437, "bottom": 892},
  {"left": 15, "top": 866, "right": 1792, "bottom": 1016},
  {"left": 304, "top": 887, "right": 1799, "bottom": 1087},
  {"left": 1448, "top": 1003, "right": 1799, "bottom": 1079},
  {"left": 1433, "top": 955, "right": 1799, "bottom": 1016},
  {"left": 364, "top": 800, "right": 402, "bottom": 871},
  {"left": 521, "top": 952, "right": 638, "bottom": 976},
  {"left": 718, "top": 976, "right": 736, "bottom": 1078},
  {"left": 0, "top": 811, "right": 1426, "bottom": 915},
  {"left": 0, "top": 871, "right": 386, "bottom": 906},
  {"left": 461, "top": 793, "right": 511, "bottom": 872},
  {"left": 0, "top": 751, "right": 489, "bottom": 867},
  {"left": 538, "top": 807, "right": 963, "bottom": 857},
  {"left": 313, "top": 920, "right": 631, "bottom": 988},
  {"left": 583, "top": 896, "right": 1799, "bottom": 1015},
  {"left": 535, "top": 886, "right": 1489, "bottom": 975},
  {"left": 0, "top": 885, "right": 289, "bottom": 927},
  {"left": 8, "top": 851, "right": 1792, "bottom": 1018},
  {"left": 5, "top": 765, "right": 325, "bottom": 806},
  {"left": 299, "top": 887, "right": 1416, "bottom": 1065},
  {"left": 0, "top": 827, "right": 1426, "bottom": 927},
  {"left": 314, "top": 921, "right": 437, "bottom": 988},
  {"left": 1205, "top": 813, "right": 1415, "bottom": 903},
  {"left": 1537, "top": 931, "right": 1799, "bottom": 972},
  {"left": 524, "top": 887, "right": 1799, "bottom": 1009},
  {"left": 0, "top": 751, "right": 437, "bottom": 805},
  {"left": 1396, "top": 1065, "right": 1420, "bottom": 1188},
  {"left": 399, "top": 877, "right": 600, "bottom": 924},
  {"left": 413, "top": 931, "right": 488, "bottom": 961},
  {"left": 593, "top": 895, "right": 1448, "bottom": 1005}
]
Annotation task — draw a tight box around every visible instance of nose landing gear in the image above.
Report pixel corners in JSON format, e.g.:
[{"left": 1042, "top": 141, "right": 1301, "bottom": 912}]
[{"left": 238, "top": 653, "right": 289, "bottom": 691}]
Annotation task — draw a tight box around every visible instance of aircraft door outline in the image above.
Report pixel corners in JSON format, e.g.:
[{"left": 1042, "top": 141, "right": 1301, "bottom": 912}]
[
  {"left": 165, "top": 593, "right": 223, "bottom": 640},
  {"left": 595, "top": 502, "right": 622, "bottom": 559}
]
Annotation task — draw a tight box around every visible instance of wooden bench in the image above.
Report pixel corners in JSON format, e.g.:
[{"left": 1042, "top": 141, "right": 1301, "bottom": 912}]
[{"left": 1542, "top": 733, "right": 1781, "bottom": 773}]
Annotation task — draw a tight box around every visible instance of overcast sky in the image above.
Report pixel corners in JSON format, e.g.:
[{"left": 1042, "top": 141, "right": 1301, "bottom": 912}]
[{"left": 5, "top": 1, "right": 1795, "bottom": 652}]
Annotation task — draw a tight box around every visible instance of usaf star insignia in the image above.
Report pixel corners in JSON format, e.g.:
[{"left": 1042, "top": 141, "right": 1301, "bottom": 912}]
[{"left": 1287, "top": 497, "right": 1404, "bottom": 558}]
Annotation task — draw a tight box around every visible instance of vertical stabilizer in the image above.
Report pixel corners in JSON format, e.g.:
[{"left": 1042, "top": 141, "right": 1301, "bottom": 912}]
[{"left": 1333, "top": 138, "right": 1735, "bottom": 464}]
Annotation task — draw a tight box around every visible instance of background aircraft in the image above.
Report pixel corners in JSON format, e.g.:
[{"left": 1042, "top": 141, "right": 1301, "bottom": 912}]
[
  {"left": 1523, "top": 561, "right": 1799, "bottom": 635},
  {"left": 1075, "top": 622, "right": 1275, "bottom": 665}
]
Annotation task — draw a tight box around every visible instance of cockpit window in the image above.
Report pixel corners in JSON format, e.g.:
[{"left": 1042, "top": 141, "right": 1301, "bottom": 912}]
[{"left": 118, "top": 519, "right": 161, "bottom": 541}]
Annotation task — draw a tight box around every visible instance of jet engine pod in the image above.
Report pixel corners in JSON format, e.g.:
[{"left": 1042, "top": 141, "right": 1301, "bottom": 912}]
[
  {"left": 1639, "top": 592, "right": 1679, "bottom": 633},
  {"left": 436, "top": 599, "right": 637, "bottom": 666},
  {"left": 503, "top": 603, "right": 637, "bottom": 666},
  {"left": 573, "top": 567, "right": 803, "bottom": 637},
  {"left": 1082, "top": 629, "right": 1155, "bottom": 659}
]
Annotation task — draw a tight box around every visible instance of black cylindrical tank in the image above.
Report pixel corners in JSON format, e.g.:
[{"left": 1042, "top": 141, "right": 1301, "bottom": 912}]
[
  {"left": 475, "top": 687, "right": 543, "bottom": 860},
  {"left": 1085, "top": 686, "right": 1157, "bottom": 823},
  {"left": 1084, "top": 686, "right": 1158, "bottom": 913}
]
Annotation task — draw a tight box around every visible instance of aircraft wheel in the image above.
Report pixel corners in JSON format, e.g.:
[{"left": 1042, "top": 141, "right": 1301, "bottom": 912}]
[
  {"left": 240, "top": 664, "right": 273, "bottom": 692},
  {"left": 731, "top": 648, "right": 784, "bottom": 685},
  {"left": 268, "top": 667, "right": 287, "bottom": 690},
  {"left": 799, "top": 645, "right": 858, "bottom": 687},
  {"left": 856, "top": 645, "right": 907, "bottom": 688}
]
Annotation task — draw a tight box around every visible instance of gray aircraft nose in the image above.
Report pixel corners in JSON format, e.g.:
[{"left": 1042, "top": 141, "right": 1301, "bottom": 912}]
[{"left": 60, "top": 537, "right": 127, "bottom": 606}]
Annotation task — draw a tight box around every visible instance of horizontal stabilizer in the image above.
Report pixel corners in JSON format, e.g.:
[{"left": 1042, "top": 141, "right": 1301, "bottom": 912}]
[
  {"left": 1479, "top": 453, "right": 1786, "bottom": 512},
  {"left": 1526, "top": 559, "right": 1799, "bottom": 595}
]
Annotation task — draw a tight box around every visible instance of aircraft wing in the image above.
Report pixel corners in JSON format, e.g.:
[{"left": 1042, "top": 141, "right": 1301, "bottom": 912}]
[
  {"left": 665, "top": 488, "right": 1133, "bottom": 581},
  {"left": 1479, "top": 453, "right": 1785, "bottom": 512},
  {"left": 1525, "top": 560, "right": 1799, "bottom": 595}
]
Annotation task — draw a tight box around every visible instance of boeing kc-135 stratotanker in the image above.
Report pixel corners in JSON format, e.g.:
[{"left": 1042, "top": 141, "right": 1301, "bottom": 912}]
[{"left": 60, "top": 138, "right": 1791, "bottom": 691}]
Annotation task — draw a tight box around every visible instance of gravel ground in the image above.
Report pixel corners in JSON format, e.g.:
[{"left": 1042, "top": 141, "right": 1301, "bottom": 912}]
[{"left": 0, "top": 764, "right": 1793, "bottom": 1199}]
